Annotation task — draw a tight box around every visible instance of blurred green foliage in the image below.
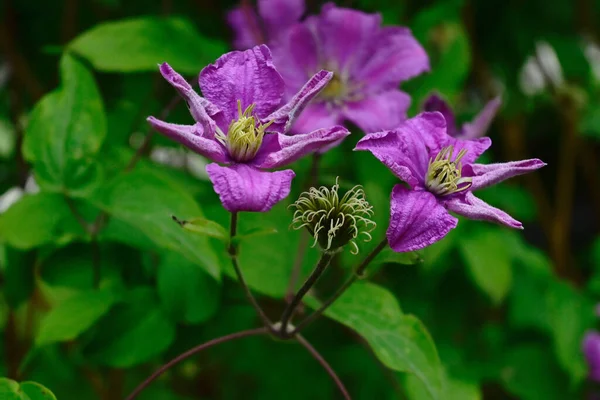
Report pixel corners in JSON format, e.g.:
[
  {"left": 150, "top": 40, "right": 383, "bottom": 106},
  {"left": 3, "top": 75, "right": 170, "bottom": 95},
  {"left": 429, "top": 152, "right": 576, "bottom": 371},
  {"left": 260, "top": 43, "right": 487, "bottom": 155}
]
[{"left": 0, "top": 0, "right": 599, "bottom": 399}]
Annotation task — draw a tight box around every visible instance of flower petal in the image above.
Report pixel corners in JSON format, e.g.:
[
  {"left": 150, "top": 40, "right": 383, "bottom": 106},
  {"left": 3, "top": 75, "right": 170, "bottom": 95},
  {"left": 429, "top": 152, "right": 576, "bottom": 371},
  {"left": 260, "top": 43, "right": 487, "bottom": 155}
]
[
  {"left": 227, "top": 5, "right": 264, "bottom": 50},
  {"left": 423, "top": 94, "right": 458, "bottom": 137},
  {"left": 460, "top": 97, "right": 502, "bottom": 139},
  {"left": 317, "top": 4, "right": 382, "bottom": 74},
  {"left": 353, "top": 27, "right": 429, "bottom": 91},
  {"left": 342, "top": 90, "right": 411, "bottom": 133},
  {"left": 290, "top": 102, "right": 342, "bottom": 134},
  {"left": 355, "top": 112, "right": 448, "bottom": 187},
  {"left": 159, "top": 63, "right": 222, "bottom": 129},
  {"left": 270, "top": 22, "right": 319, "bottom": 91},
  {"left": 387, "top": 185, "right": 457, "bottom": 252},
  {"left": 264, "top": 70, "right": 333, "bottom": 133},
  {"left": 258, "top": 0, "right": 305, "bottom": 38},
  {"left": 466, "top": 159, "right": 546, "bottom": 191},
  {"left": 444, "top": 192, "right": 523, "bottom": 229},
  {"left": 199, "top": 45, "right": 285, "bottom": 123},
  {"left": 206, "top": 163, "right": 295, "bottom": 212},
  {"left": 147, "top": 117, "right": 228, "bottom": 163},
  {"left": 445, "top": 136, "right": 491, "bottom": 166},
  {"left": 584, "top": 331, "right": 600, "bottom": 382},
  {"left": 255, "top": 126, "right": 350, "bottom": 168}
]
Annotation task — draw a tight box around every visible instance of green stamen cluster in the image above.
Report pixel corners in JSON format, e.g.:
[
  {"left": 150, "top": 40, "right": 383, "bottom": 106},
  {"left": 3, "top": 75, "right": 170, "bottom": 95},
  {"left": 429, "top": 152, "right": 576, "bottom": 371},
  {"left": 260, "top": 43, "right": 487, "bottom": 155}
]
[
  {"left": 290, "top": 179, "right": 376, "bottom": 254},
  {"left": 425, "top": 145, "right": 472, "bottom": 196},
  {"left": 216, "top": 100, "right": 273, "bottom": 162}
]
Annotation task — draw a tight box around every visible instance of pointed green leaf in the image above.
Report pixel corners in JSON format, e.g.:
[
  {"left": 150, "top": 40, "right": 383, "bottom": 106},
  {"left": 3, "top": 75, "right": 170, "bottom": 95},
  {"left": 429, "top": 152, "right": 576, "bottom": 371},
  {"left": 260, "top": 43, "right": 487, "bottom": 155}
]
[
  {"left": 23, "top": 54, "right": 106, "bottom": 194},
  {"left": 0, "top": 378, "right": 57, "bottom": 400},
  {"left": 172, "top": 215, "right": 228, "bottom": 241},
  {"left": 68, "top": 17, "right": 227, "bottom": 73}
]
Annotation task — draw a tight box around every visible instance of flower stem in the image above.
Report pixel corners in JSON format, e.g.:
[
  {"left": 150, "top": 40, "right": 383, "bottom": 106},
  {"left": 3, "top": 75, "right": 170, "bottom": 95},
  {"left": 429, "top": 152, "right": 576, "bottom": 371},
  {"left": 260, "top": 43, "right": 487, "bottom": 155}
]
[
  {"left": 125, "top": 327, "right": 268, "bottom": 400},
  {"left": 285, "top": 153, "right": 322, "bottom": 304},
  {"left": 296, "top": 334, "right": 351, "bottom": 400},
  {"left": 229, "top": 212, "right": 275, "bottom": 331},
  {"left": 280, "top": 252, "right": 333, "bottom": 335},
  {"left": 292, "top": 238, "right": 388, "bottom": 334}
]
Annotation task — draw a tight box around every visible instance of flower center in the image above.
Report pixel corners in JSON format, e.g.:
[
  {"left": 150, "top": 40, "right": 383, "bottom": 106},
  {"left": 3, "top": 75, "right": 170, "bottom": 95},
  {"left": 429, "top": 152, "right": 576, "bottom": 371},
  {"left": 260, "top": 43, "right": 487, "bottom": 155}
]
[
  {"left": 290, "top": 178, "right": 376, "bottom": 254},
  {"left": 425, "top": 145, "right": 472, "bottom": 196},
  {"left": 215, "top": 100, "right": 273, "bottom": 162}
]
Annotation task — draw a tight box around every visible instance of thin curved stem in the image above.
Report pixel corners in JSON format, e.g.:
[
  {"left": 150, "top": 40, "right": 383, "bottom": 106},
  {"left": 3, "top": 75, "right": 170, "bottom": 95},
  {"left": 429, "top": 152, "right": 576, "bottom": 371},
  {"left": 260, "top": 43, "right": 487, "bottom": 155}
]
[
  {"left": 285, "top": 153, "right": 322, "bottom": 303},
  {"left": 292, "top": 238, "right": 388, "bottom": 334},
  {"left": 229, "top": 212, "right": 275, "bottom": 331},
  {"left": 280, "top": 252, "right": 333, "bottom": 335},
  {"left": 125, "top": 327, "right": 268, "bottom": 400},
  {"left": 296, "top": 334, "right": 351, "bottom": 400}
]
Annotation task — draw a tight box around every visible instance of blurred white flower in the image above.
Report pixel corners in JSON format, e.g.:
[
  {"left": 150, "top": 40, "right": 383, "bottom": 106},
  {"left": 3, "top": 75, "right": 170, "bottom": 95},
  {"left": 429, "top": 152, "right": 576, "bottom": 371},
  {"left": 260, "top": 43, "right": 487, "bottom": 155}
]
[
  {"left": 0, "top": 187, "right": 23, "bottom": 213},
  {"left": 583, "top": 38, "right": 600, "bottom": 82},
  {"left": 519, "top": 41, "right": 564, "bottom": 96}
]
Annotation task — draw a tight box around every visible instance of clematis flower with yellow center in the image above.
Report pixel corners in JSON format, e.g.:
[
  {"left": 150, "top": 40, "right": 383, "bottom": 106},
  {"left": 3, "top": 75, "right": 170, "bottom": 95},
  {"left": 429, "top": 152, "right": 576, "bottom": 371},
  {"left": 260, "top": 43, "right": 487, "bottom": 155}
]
[
  {"left": 355, "top": 112, "right": 546, "bottom": 252},
  {"left": 148, "top": 45, "right": 349, "bottom": 212}
]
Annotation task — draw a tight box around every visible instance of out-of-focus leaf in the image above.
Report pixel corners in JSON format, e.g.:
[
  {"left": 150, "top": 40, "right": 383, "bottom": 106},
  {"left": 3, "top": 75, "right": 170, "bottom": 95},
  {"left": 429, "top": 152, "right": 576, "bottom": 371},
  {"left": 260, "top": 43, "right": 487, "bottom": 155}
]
[
  {"left": 84, "top": 287, "right": 175, "bottom": 367},
  {"left": 22, "top": 54, "right": 106, "bottom": 195},
  {"left": 0, "top": 193, "right": 84, "bottom": 249},
  {"left": 172, "top": 215, "right": 228, "bottom": 241},
  {"left": 306, "top": 282, "right": 444, "bottom": 400},
  {"left": 405, "top": 372, "right": 482, "bottom": 400},
  {"left": 157, "top": 252, "right": 220, "bottom": 324},
  {"left": 91, "top": 169, "right": 221, "bottom": 279},
  {"left": 36, "top": 289, "right": 118, "bottom": 347},
  {"left": 458, "top": 228, "right": 513, "bottom": 305},
  {"left": 477, "top": 184, "right": 538, "bottom": 222},
  {"left": 0, "top": 378, "right": 57, "bottom": 400},
  {"left": 1, "top": 247, "right": 36, "bottom": 308},
  {"left": 68, "top": 17, "right": 227, "bottom": 74},
  {"left": 500, "top": 345, "right": 572, "bottom": 400}
]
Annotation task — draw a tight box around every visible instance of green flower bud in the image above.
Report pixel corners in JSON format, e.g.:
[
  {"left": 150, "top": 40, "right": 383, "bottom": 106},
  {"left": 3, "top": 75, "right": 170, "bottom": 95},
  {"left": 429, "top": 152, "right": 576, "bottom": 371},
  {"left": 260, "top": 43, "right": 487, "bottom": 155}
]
[{"left": 290, "top": 178, "right": 376, "bottom": 254}]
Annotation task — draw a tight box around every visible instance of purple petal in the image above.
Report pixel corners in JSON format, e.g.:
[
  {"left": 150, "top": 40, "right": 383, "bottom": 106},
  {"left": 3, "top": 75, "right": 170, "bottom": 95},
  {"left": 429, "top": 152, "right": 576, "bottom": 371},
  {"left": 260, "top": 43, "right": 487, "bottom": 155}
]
[
  {"left": 466, "top": 159, "right": 546, "bottom": 191},
  {"left": 147, "top": 117, "right": 228, "bottom": 163},
  {"left": 342, "top": 90, "right": 411, "bottom": 133},
  {"left": 317, "top": 4, "right": 382, "bottom": 74},
  {"left": 290, "top": 102, "right": 342, "bottom": 135},
  {"left": 423, "top": 94, "right": 458, "bottom": 137},
  {"left": 199, "top": 45, "right": 285, "bottom": 123},
  {"left": 254, "top": 126, "right": 350, "bottom": 168},
  {"left": 270, "top": 22, "right": 318, "bottom": 91},
  {"left": 387, "top": 185, "right": 457, "bottom": 252},
  {"left": 444, "top": 192, "right": 523, "bottom": 229},
  {"left": 227, "top": 5, "right": 264, "bottom": 50},
  {"left": 258, "top": 0, "right": 305, "bottom": 38},
  {"left": 264, "top": 70, "right": 333, "bottom": 133},
  {"left": 584, "top": 331, "right": 600, "bottom": 382},
  {"left": 206, "top": 163, "right": 294, "bottom": 212},
  {"left": 460, "top": 97, "right": 502, "bottom": 139},
  {"left": 159, "top": 63, "right": 222, "bottom": 129},
  {"left": 353, "top": 26, "right": 429, "bottom": 92},
  {"left": 445, "top": 136, "right": 492, "bottom": 166},
  {"left": 355, "top": 112, "right": 448, "bottom": 187}
]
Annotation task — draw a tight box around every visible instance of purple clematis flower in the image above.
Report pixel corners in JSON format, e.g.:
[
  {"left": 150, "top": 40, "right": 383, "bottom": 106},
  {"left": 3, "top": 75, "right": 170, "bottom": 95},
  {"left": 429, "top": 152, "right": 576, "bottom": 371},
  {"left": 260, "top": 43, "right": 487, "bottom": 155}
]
[
  {"left": 584, "top": 331, "right": 600, "bottom": 382},
  {"left": 355, "top": 112, "right": 545, "bottom": 252},
  {"left": 424, "top": 93, "right": 502, "bottom": 139},
  {"left": 270, "top": 2, "right": 430, "bottom": 136},
  {"left": 228, "top": 0, "right": 304, "bottom": 50},
  {"left": 148, "top": 45, "right": 349, "bottom": 213}
]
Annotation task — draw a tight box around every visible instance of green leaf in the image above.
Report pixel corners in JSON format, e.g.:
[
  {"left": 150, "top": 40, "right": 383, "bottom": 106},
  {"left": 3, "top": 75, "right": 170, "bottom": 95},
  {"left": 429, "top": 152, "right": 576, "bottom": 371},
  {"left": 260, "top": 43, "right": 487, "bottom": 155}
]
[
  {"left": 35, "top": 289, "right": 118, "bottom": 347},
  {"left": 405, "top": 373, "right": 482, "bottom": 400},
  {"left": 0, "top": 193, "right": 85, "bottom": 249},
  {"left": 157, "top": 252, "right": 220, "bottom": 324},
  {"left": 458, "top": 228, "right": 513, "bottom": 305},
  {"left": 23, "top": 54, "right": 106, "bottom": 194},
  {"left": 84, "top": 287, "right": 176, "bottom": 367},
  {"left": 232, "top": 227, "right": 278, "bottom": 243},
  {"left": 306, "top": 282, "right": 444, "bottom": 400},
  {"left": 500, "top": 345, "right": 572, "bottom": 400},
  {"left": 172, "top": 215, "right": 228, "bottom": 241},
  {"left": 92, "top": 169, "right": 221, "bottom": 280},
  {"left": 68, "top": 17, "right": 227, "bottom": 73},
  {"left": 0, "top": 378, "right": 57, "bottom": 400}
]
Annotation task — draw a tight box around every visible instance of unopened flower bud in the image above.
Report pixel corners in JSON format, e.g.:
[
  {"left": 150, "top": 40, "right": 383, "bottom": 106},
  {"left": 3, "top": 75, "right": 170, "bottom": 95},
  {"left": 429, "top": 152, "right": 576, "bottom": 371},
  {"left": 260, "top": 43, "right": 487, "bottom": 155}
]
[{"left": 290, "top": 178, "right": 376, "bottom": 254}]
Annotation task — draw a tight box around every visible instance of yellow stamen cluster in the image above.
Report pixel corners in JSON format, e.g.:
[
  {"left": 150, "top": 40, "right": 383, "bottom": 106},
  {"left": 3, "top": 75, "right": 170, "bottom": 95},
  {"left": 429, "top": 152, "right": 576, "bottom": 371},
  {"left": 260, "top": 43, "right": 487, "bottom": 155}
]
[
  {"left": 216, "top": 100, "right": 273, "bottom": 162},
  {"left": 290, "top": 178, "right": 376, "bottom": 254},
  {"left": 425, "top": 145, "right": 472, "bottom": 196}
]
